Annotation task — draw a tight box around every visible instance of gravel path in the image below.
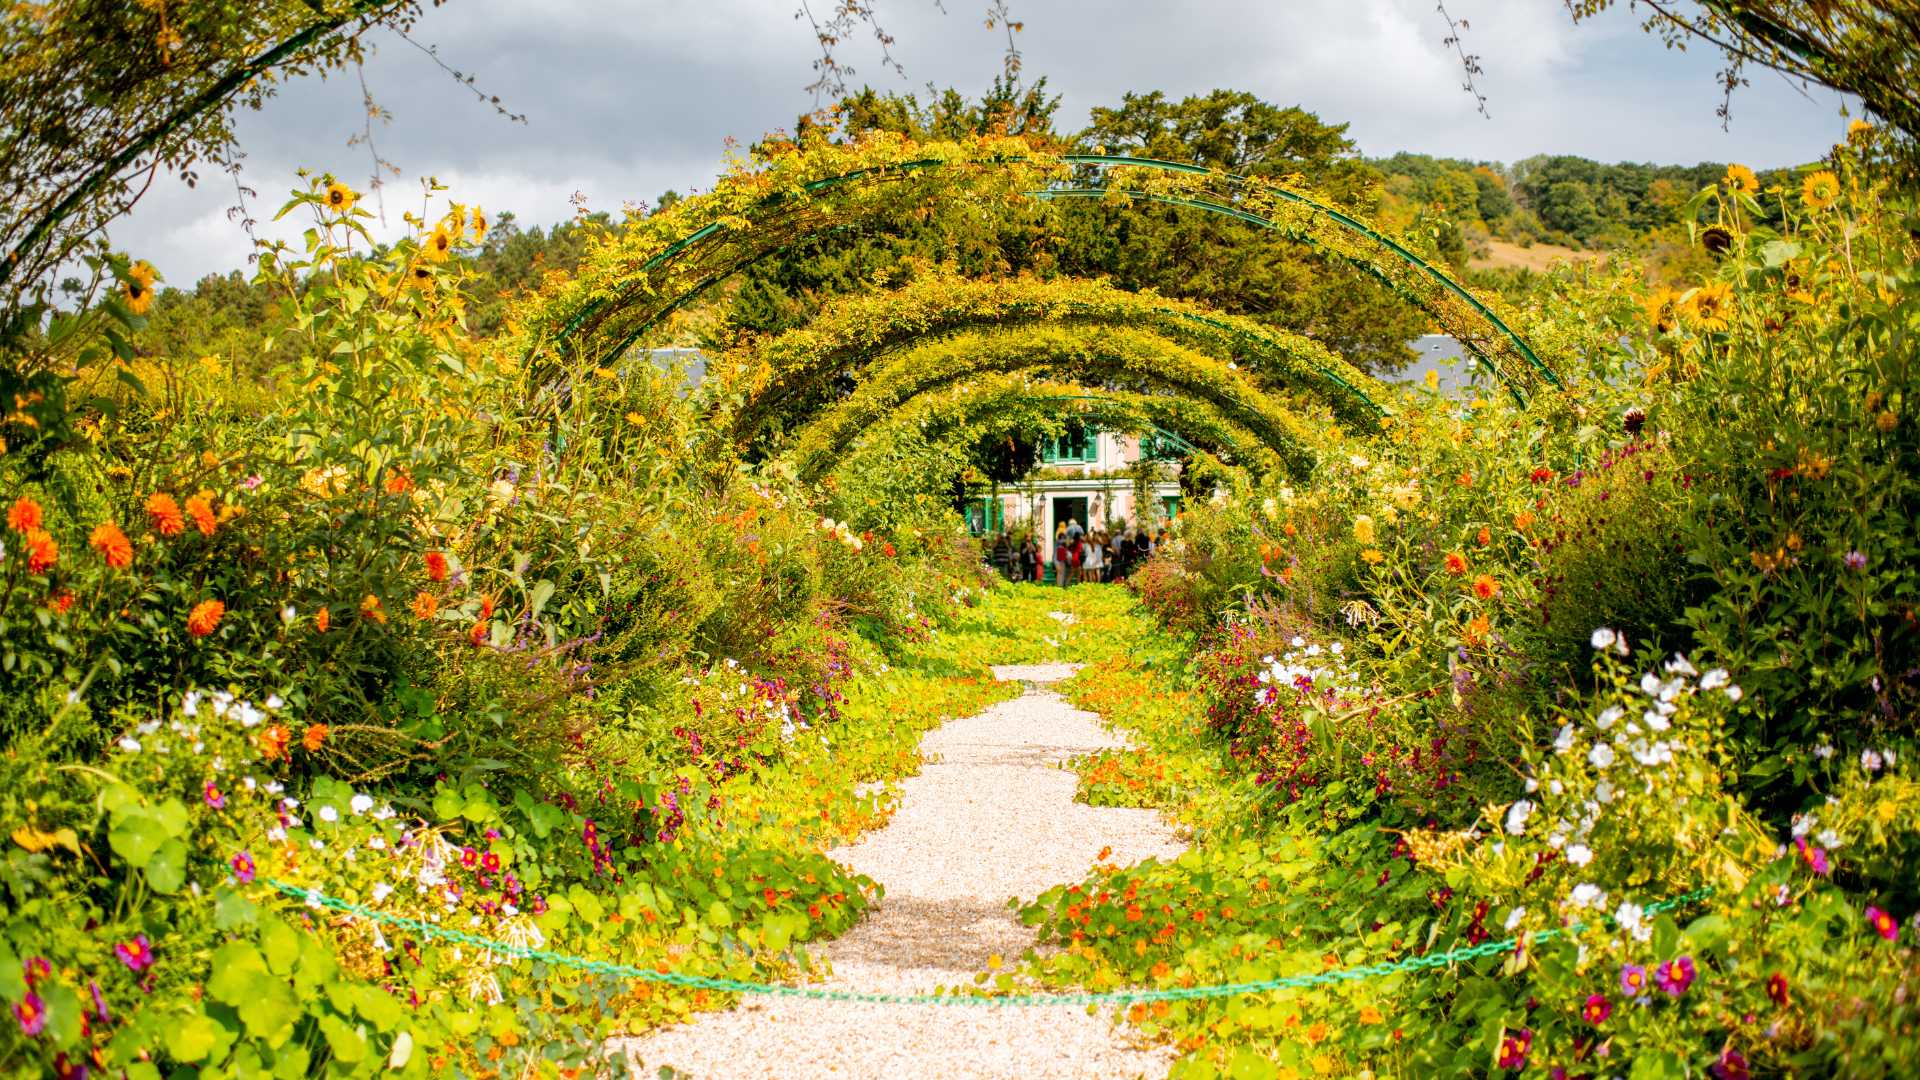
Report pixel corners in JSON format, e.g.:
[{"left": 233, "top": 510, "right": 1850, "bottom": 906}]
[{"left": 619, "top": 662, "right": 1186, "bottom": 1079}]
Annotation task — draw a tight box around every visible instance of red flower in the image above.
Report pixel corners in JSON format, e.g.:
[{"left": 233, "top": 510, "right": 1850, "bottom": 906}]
[
  {"left": 48, "top": 590, "right": 74, "bottom": 613},
  {"left": 1530, "top": 467, "right": 1554, "bottom": 484},
  {"left": 1444, "top": 551, "right": 1469, "bottom": 576},
  {"left": 1766, "top": 971, "right": 1789, "bottom": 1006},
  {"left": 90, "top": 520, "right": 133, "bottom": 569},
  {"left": 1497, "top": 1028, "right": 1532, "bottom": 1070},
  {"left": 186, "top": 598, "right": 225, "bottom": 637},
  {"left": 1473, "top": 574, "right": 1501, "bottom": 599},
  {"left": 425, "top": 551, "right": 449, "bottom": 582},
  {"left": 1582, "top": 992, "right": 1611, "bottom": 1024},
  {"left": 6, "top": 497, "right": 42, "bottom": 533}
]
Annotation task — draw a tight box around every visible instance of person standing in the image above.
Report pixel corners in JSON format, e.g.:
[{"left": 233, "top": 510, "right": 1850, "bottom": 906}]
[
  {"left": 1055, "top": 532, "right": 1076, "bottom": 587},
  {"left": 1019, "top": 535, "right": 1039, "bottom": 582},
  {"left": 1082, "top": 532, "right": 1105, "bottom": 583}
]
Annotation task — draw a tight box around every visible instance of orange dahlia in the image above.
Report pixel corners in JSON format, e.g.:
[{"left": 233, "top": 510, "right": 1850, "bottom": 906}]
[
  {"left": 90, "top": 521, "right": 133, "bottom": 569},
  {"left": 146, "top": 493, "right": 185, "bottom": 537},
  {"left": 425, "top": 551, "right": 449, "bottom": 582},
  {"left": 302, "top": 723, "right": 329, "bottom": 752},
  {"left": 25, "top": 530, "right": 57, "bottom": 574},
  {"left": 185, "top": 492, "right": 217, "bottom": 536},
  {"left": 1473, "top": 573, "right": 1501, "bottom": 599},
  {"left": 6, "top": 497, "right": 42, "bottom": 533},
  {"left": 186, "top": 599, "right": 225, "bottom": 638},
  {"left": 314, "top": 607, "right": 331, "bottom": 633},
  {"left": 410, "top": 590, "right": 439, "bottom": 620},
  {"left": 1444, "top": 551, "right": 1469, "bottom": 576}
]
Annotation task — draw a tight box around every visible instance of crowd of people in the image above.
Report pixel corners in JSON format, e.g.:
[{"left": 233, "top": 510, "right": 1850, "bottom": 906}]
[{"left": 986, "top": 519, "right": 1169, "bottom": 586}]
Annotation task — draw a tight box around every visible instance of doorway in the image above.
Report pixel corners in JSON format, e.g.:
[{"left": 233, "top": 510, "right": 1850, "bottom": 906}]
[{"left": 1051, "top": 496, "right": 1088, "bottom": 547}]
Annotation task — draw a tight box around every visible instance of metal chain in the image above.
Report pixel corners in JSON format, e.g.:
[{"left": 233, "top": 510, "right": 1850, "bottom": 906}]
[{"left": 267, "top": 879, "right": 1712, "bottom": 1008}]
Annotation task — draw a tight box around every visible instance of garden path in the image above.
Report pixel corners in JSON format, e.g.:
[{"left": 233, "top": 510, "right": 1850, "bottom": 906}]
[{"left": 620, "top": 661, "right": 1185, "bottom": 1079}]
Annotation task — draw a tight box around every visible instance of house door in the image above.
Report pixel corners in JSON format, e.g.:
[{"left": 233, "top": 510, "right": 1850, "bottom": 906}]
[{"left": 1051, "top": 497, "right": 1088, "bottom": 548}]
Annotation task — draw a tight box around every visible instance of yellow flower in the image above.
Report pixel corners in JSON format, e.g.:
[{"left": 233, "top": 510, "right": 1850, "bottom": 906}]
[
  {"left": 324, "top": 180, "right": 357, "bottom": 213},
  {"left": 1360, "top": 548, "right": 1384, "bottom": 565},
  {"left": 1724, "top": 164, "right": 1761, "bottom": 195},
  {"left": 470, "top": 207, "right": 489, "bottom": 242},
  {"left": 1848, "top": 119, "right": 1873, "bottom": 142},
  {"left": 1423, "top": 369, "right": 1440, "bottom": 390},
  {"left": 1877, "top": 410, "right": 1899, "bottom": 433},
  {"left": 623, "top": 411, "right": 645, "bottom": 425},
  {"left": 423, "top": 225, "right": 455, "bottom": 263},
  {"left": 1680, "top": 282, "right": 1735, "bottom": 333},
  {"left": 1644, "top": 288, "right": 1681, "bottom": 334},
  {"left": 123, "top": 259, "right": 157, "bottom": 315},
  {"left": 1800, "top": 170, "right": 1841, "bottom": 211},
  {"left": 1352, "top": 514, "right": 1375, "bottom": 546}
]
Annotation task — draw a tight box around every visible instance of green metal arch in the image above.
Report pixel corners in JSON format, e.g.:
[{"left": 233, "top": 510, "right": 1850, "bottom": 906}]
[{"left": 526, "top": 148, "right": 1553, "bottom": 403}]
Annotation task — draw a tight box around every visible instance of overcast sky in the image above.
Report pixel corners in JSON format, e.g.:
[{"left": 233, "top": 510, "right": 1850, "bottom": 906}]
[{"left": 114, "top": 0, "right": 1856, "bottom": 288}]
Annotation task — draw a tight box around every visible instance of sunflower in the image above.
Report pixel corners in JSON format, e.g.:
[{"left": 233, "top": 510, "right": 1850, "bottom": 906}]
[
  {"left": 1644, "top": 288, "right": 1682, "bottom": 334},
  {"left": 1681, "top": 282, "right": 1735, "bottom": 333},
  {"left": 1848, "top": 119, "right": 1872, "bottom": 143},
  {"left": 470, "top": 207, "right": 488, "bottom": 242},
  {"left": 124, "top": 260, "right": 157, "bottom": 315},
  {"left": 1724, "top": 164, "right": 1761, "bottom": 195},
  {"left": 406, "top": 263, "right": 435, "bottom": 290},
  {"left": 423, "top": 225, "right": 455, "bottom": 262},
  {"left": 324, "top": 180, "right": 357, "bottom": 213},
  {"left": 1801, "top": 170, "right": 1841, "bottom": 212},
  {"left": 1699, "top": 225, "right": 1733, "bottom": 255}
]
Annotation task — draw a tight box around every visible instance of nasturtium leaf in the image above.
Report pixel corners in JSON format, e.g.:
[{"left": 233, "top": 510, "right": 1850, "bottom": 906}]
[
  {"left": 144, "top": 838, "right": 187, "bottom": 893},
  {"left": 107, "top": 811, "right": 166, "bottom": 867},
  {"left": 165, "top": 1012, "right": 228, "bottom": 1063}
]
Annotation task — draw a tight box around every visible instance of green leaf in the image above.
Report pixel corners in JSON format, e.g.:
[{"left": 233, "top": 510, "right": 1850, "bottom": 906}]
[
  {"left": 530, "top": 579, "right": 556, "bottom": 617},
  {"left": 320, "top": 1014, "right": 369, "bottom": 1063},
  {"left": 705, "top": 899, "right": 733, "bottom": 928},
  {"left": 207, "top": 942, "right": 270, "bottom": 1005},
  {"left": 165, "top": 1012, "right": 228, "bottom": 1063},
  {"left": 215, "top": 886, "right": 259, "bottom": 930},
  {"left": 145, "top": 838, "right": 187, "bottom": 893},
  {"left": 261, "top": 917, "right": 302, "bottom": 975},
  {"left": 388, "top": 1030, "right": 415, "bottom": 1070},
  {"left": 107, "top": 811, "right": 166, "bottom": 867}
]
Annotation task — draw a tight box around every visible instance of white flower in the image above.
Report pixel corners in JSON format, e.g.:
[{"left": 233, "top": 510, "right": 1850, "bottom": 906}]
[
  {"left": 1553, "top": 724, "right": 1576, "bottom": 754},
  {"left": 1664, "top": 654, "right": 1698, "bottom": 677},
  {"left": 371, "top": 882, "right": 394, "bottom": 903},
  {"left": 117, "top": 737, "right": 141, "bottom": 753},
  {"left": 265, "top": 694, "right": 285, "bottom": 711},
  {"left": 309, "top": 839, "right": 325, "bottom": 850},
  {"left": 1643, "top": 710, "right": 1671, "bottom": 733},
  {"left": 1861, "top": 749, "right": 1885, "bottom": 773},
  {"left": 1504, "top": 799, "right": 1534, "bottom": 835},
  {"left": 1566, "top": 844, "right": 1593, "bottom": 866},
  {"left": 1774, "top": 884, "right": 1791, "bottom": 907},
  {"left": 1588, "top": 743, "right": 1616, "bottom": 769},
  {"left": 183, "top": 690, "right": 202, "bottom": 716},
  {"left": 1569, "top": 883, "right": 1606, "bottom": 908},
  {"left": 1725, "top": 685, "right": 1744, "bottom": 702},
  {"left": 1817, "top": 828, "right": 1842, "bottom": 849},
  {"left": 1791, "top": 813, "right": 1815, "bottom": 839},
  {"left": 1615, "top": 901, "right": 1650, "bottom": 942},
  {"left": 350, "top": 794, "right": 374, "bottom": 815},
  {"left": 1640, "top": 672, "right": 1664, "bottom": 697},
  {"left": 372, "top": 804, "right": 396, "bottom": 821},
  {"left": 1330, "top": 642, "right": 1343, "bottom": 655},
  {"left": 318, "top": 806, "right": 339, "bottom": 823},
  {"left": 267, "top": 826, "right": 287, "bottom": 843},
  {"left": 243, "top": 776, "right": 257, "bottom": 790},
  {"left": 281, "top": 605, "right": 297, "bottom": 625},
  {"left": 304, "top": 888, "right": 324, "bottom": 909},
  {"left": 1291, "top": 636, "right": 1306, "bottom": 648},
  {"left": 1505, "top": 907, "right": 1526, "bottom": 931},
  {"left": 1700, "top": 668, "right": 1730, "bottom": 691},
  {"left": 1595, "top": 706, "right": 1623, "bottom": 730},
  {"left": 1815, "top": 743, "right": 1835, "bottom": 759},
  {"left": 1595, "top": 779, "right": 1615, "bottom": 803},
  {"left": 368, "top": 836, "right": 386, "bottom": 850},
  {"left": 1591, "top": 628, "right": 1617, "bottom": 651},
  {"left": 235, "top": 702, "right": 264, "bottom": 728}
]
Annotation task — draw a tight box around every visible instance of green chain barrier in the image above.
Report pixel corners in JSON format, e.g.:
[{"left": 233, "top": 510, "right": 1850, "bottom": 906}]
[{"left": 266, "top": 879, "right": 1712, "bottom": 1008}]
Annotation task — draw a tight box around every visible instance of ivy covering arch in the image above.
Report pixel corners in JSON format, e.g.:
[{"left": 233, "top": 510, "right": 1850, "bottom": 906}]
[
  {"left": 782, "top": 324, "right": 1321, "bottom": 480},
  {"left": 707, "top": 274, "right": 1389, "bottom": 447},
  {"left": 842, "top": 373, "right": 1282, "bottom": 477},
  {"left": 507, "top": 132, "right": 1557, "bottom": 403}
]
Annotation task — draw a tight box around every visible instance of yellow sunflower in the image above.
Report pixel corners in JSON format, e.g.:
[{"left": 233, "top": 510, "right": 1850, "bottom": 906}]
[
  {"left": 423, "top": 225, "right": 455, "bottom": 262},
  {"left": 324, "top": 180, "right": 357, "bottom": 213},
  {"left": 124, "top": 260, "right": 157, "bottom": 315},
  {"left": 1848, "top": 119, "right": 1872, "bottom": 143},
  {"left": 470, "top": 207, "right": 488, "bottom": 242},
  {"left": 1800, "top": 170, "right": 1841, "bottom": 212},
  {"left": 1680, "top": 282, "right": 1735, "bottom": 333},
  {"left": 406, "top": 263, "right": 435, "bottom": 291},
  {"left": 1644, "top": 288, "right": 1682, "bottom": 334},
  {"left": 1724, "top": 164, "right": 1761, "bottom": 195}
]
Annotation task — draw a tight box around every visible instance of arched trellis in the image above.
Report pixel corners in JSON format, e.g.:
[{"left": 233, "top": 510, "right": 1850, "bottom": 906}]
[
  {"left": 508, "top": 132, "right": 1556, "bottom": 403},
  {"left": 708, "top": 274, "right": 1389, "bottom": 444},
  {"left": 781, "top": 324, "right": 1326, "bottom": 481},
  {"left": 821, "top": 372, "right": 1283, "bottom": 480}
]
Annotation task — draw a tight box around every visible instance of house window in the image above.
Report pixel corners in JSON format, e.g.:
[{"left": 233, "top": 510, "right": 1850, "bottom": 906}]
[
  {"left": 1161, "top": 495, "right": 1183, "bottom": 520},
  {"left": 1041, "top": 421, "right": 1099, "bottom": 464},
  {"left": 1140, "top": 431, "right": 1187, "bottom": 461},
  {"left": 964, "top": 498, "right": 1004, "bottom": 536}
]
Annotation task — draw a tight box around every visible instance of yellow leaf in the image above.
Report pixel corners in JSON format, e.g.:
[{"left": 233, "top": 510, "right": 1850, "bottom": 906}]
[{"left": 12, "top": 825, "right": 80, "bottom": 856}]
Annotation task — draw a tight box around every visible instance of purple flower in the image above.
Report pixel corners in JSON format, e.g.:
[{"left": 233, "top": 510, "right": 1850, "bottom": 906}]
[
  {"left": 203, "top": 779, "right": 225, "bottom": 810},
  {"left": 114, "top": 934, "right": 154, "bottom": 973},
  {"left": 1654, "top": 955, "right": 1697, "bottom": 995},
  {"left": 1620, "top": 963, "right": 1650, "bottom": 997},
  {"left": 1866, "top": 905, "right": 1900, "bottom": 941},
  {"left": 1844, "top": 550, "right": 1867, "bottom": 571},
  {"left": 54, "top": 1052, "right": 89, "bottom": 1080},
  {"left": 231, "top": 849, "right": 256, "bottom": 884},
  {"left": 89, "top": 980, "right": 110, "bottom": 1024},
  {"left": 460, "top": 846, "right": 478, "bottom": 868},
  {"left": 14, "top": 990, "right": 46, "bottom": 1036},
  {"left": 23, "top": 956, "right": 50, "bottom": 985},
  {"left": 1711, "top": 1048, "right": 1750, "bottom": 1080}
]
